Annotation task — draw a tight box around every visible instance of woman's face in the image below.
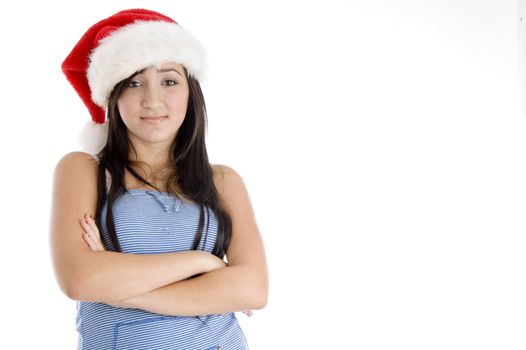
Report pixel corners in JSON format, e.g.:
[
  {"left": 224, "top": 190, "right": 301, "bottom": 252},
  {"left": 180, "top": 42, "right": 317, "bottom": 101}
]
[{"left": 117, "top": 62, "right": 189, "bottom": 149}]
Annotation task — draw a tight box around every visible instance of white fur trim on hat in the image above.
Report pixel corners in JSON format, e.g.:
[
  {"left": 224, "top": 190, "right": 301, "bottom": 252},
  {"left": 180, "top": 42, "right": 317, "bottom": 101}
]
[
  {"left": 78, "top": 120, "right": 109, "bottom": 155},
  {"left": 87, "top": 20, "right": 207, "bottom": 109}
]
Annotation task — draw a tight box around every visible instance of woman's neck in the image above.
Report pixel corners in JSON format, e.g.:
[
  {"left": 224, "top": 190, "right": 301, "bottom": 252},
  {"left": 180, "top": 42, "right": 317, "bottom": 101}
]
[{"left": 127, "top": 142, "right": 172, "bottom": 168}]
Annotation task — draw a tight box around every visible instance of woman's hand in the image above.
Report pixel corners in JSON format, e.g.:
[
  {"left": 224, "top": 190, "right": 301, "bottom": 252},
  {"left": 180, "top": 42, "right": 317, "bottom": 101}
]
[
  {"left": 80, "top": 214, "right": 106, "bottom": 252},
  {"left": 202, "top": 251, "right": 227, "bottom": 272}
]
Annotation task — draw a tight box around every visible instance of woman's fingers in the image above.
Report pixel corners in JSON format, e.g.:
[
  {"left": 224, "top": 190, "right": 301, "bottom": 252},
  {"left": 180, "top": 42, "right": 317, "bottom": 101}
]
[
  {"left": 82, "top": 232, "right": 98, "bottom": 251},
  {"left": 87, "top": 216, "right": 105, "bottom": 251},
  {"left": 80, "top": 214, "right": 106, "bottom": 251},
  {"left": 80, "top": 216, "right": 98, "bottom": 251},
  {"left": 242, "top": 310, "right": 253, "bottom": 317}
]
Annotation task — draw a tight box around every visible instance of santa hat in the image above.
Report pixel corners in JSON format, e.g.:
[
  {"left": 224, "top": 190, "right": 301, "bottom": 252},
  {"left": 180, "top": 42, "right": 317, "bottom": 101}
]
[{"left": 62, "top": 8, "right": 207, "bottom": 154}]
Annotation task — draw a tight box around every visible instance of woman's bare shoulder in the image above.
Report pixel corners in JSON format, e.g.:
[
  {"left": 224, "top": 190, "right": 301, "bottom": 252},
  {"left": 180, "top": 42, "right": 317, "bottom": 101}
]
[
  {"left": 56, "top": 151, "right": 98, "bottom": 166},
  {"left": 211, "top": 163, "right": 245, "bottom": 197},
  {"left": 55, "top": 151, "right": 98, "bottom": 170},
  {"left": 54, "top": 152, "right": 99, "bottom": 189},
  {"left": 211, "top": 163, "right": 235, "bottom": 176}
]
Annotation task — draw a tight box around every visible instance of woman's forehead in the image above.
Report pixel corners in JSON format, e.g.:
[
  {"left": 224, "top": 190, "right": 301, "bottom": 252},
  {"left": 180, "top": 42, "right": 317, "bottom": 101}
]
[{"left": 153, "top": 62, "right": 185, "bottom": 72}]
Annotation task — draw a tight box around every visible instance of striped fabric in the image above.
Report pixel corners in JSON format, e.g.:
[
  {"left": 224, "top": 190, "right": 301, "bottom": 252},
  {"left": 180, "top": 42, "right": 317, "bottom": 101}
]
[{"left": 76, "top": 189, "right": 249, "bottom": 350}]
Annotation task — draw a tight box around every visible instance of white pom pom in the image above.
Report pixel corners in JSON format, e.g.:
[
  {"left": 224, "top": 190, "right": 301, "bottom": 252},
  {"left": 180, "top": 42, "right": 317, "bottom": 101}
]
[{"left": 78, "top": 120, "right": 109, "bottom": 155}]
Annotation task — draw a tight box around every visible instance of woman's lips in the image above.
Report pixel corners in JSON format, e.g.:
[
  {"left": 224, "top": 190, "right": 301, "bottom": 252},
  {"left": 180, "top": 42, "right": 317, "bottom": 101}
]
[{"left": 140, "top": 116, "right": 167, "bottom": 123}]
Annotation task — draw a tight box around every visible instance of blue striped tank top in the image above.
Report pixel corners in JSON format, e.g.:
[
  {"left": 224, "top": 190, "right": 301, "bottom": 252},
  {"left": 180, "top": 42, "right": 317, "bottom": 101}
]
[{"left": 75, "top": 188, "right": 249, "bottom": 350}]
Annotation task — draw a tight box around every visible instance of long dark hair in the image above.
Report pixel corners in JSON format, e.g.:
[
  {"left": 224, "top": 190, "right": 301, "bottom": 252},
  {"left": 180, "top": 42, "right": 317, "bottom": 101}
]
[{"left": 94, "top": 69, "right": 232, "bottom": 258}]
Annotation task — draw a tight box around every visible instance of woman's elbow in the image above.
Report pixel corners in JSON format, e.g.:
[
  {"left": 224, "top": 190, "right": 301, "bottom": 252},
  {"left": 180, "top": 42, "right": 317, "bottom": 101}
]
[
  {"left": 57, "top": 269, "right": 105, "bottom": 302},
  {"left": 57, "top": 274, "right": 85, "bottom": 301},
  {"left": 252, "top": 291, "right": 268, "bottom": 310},
  {"left": 247, "top": 277, "right": 268, "bottom": 310}
]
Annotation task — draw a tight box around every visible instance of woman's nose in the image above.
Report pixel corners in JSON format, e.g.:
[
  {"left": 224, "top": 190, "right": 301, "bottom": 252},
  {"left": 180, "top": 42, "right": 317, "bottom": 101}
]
[{"left": 141, "top": 85, "right": 162, "bottom": 109}]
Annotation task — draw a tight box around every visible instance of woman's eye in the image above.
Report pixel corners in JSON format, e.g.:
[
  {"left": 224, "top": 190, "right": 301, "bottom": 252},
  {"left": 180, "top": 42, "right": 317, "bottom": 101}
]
[
  {"left": 126, "top": 81, "right": 142, "bottom": 88},
  {"left": 163, "top": 79, "right": 177, "bottom": 86}
]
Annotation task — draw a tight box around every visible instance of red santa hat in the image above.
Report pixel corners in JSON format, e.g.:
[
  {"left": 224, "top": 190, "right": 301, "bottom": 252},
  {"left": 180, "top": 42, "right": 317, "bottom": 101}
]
[{"left": 62, "top": 8, "right": 207, "bottom": 154}]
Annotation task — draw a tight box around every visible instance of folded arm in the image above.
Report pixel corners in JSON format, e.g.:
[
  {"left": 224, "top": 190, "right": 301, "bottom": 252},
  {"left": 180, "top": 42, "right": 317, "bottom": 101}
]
[
  {"left": 49, "top": 152, "right": 225, "bottom": 302},
  {"left": 120, "top": 263, "right": 266, "bottom": 316},
  {"left": 84, "top": 164, "right": 268, "bottom": 316},
  {"left": 124, "top": 165, "right": 268, "bottom": 315}
]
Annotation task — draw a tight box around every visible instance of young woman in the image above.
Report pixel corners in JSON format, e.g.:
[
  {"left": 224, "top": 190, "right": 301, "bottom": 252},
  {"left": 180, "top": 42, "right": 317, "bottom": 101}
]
[{"left": 50, "top": 9, "right": 268, "bottom": 349}]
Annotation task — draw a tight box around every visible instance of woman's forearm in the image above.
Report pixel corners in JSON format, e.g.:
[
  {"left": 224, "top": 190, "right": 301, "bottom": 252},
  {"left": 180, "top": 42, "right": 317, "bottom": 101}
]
[
  {"left": 121, "top": 264, "right": 268, "bottom": 316},
  {"left": 67, "top": 250, "right": 224, "bottom": 302}
]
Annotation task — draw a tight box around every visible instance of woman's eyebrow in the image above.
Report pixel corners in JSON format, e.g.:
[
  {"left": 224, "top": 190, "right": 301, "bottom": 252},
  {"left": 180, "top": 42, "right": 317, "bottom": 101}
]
[{"left": 157, "top": 68, "right": 182, "bottom": 77}]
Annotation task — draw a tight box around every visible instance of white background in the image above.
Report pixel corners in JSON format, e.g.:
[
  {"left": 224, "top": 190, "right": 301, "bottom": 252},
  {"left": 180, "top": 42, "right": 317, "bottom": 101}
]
[{"left": 1, "top": 0, "right": 525, "bottom": 349}]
